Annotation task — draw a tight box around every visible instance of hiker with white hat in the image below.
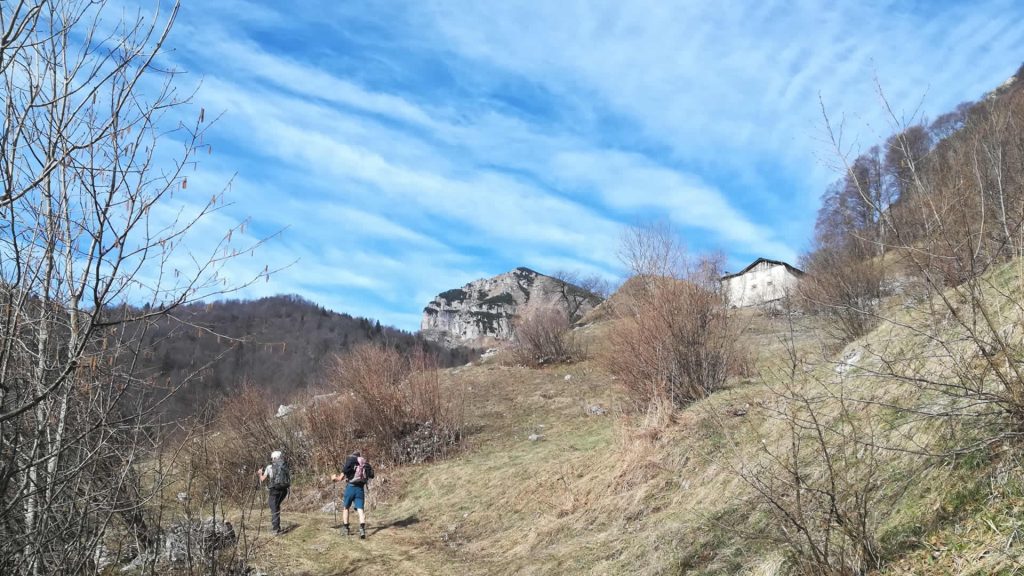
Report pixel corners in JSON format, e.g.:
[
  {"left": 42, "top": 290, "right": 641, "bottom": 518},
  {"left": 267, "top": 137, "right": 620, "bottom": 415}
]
[{"left": 257, "top": 450, "right": 291, "bottom": 534}]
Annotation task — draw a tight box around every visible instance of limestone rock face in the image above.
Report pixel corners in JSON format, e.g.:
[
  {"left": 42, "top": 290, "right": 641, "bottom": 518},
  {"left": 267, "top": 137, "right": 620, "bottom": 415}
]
[{"left": 420, "top": 267, "right": 600, "bottom": 347}]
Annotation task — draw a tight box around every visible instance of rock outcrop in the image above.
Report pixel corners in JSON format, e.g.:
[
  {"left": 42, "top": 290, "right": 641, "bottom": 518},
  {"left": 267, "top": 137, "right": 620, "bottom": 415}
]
[{"left": 420, "top": 267, "right": 602, "bottom": 347}]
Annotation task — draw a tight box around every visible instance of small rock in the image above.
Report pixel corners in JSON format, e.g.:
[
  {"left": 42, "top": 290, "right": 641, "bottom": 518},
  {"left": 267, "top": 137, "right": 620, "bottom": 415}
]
[
  {"left": 94, "top": 545, "right": 114, "bottom": 571},
  {"left": 528, "top": 434, "right": 545, "bottom": 442},
  {"left": 276, "top": 404, "right": 296, "bottom": 418},
  {"left": 587, "top": 405, "right": 607, "bottom": 416},
  {"left": 835, "top": 348, "right": 862, "bottom": 375},
  {"left": 564, "top": 374, "right": 572, "bottom": 381},
  {"left": 176, "top": 492, "right": 188, "bottom": 502},
  {"left": 121, "top": 552, "right": 157, "bottom": 574}
]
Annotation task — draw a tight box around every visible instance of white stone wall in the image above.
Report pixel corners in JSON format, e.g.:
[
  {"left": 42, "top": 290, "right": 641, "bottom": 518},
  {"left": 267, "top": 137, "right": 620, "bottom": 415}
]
[{"left": 723, "top": 262, "right": 800, "bottom": 307}]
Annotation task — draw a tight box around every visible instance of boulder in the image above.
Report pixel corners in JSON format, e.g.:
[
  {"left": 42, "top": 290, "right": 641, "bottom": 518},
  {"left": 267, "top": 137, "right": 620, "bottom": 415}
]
[{"left": 164, "top": 518, "right": 236, "bottom": 564}]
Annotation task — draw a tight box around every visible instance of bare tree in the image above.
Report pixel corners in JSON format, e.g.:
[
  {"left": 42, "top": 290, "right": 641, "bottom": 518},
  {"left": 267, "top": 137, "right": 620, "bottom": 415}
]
[
  {"left": 602, "top": 222, "right": 745, "bottom": 409},
  {"left": 0, "top": 2, "right": 267, "bottom": 573},
  {"left": 814, "top": 75, "right": 1024, "bottom": 448},
  {"left": 551, "top": 269, "right": 608, "bottom": 323}
]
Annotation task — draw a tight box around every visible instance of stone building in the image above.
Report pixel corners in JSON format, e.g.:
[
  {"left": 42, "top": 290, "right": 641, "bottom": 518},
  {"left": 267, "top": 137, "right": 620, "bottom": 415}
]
[{"left": 721, "top": 258, "right": 804, "bottom": 308}]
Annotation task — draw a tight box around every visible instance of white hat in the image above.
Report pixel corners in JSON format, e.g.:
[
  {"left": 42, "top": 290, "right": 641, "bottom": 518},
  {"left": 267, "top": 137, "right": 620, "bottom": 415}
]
[{"left": 271, "top": 450, "right": 282, "bottom": 460}]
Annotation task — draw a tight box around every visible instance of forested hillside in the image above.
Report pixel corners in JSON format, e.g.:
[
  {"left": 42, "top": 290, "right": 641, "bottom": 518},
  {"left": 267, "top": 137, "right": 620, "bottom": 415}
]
[
  {"left": 138, "top": 295, "right": 476, "bottom": 420},
  {"left": 801, "top": 63, "right": 1024, "bottom": 343}
]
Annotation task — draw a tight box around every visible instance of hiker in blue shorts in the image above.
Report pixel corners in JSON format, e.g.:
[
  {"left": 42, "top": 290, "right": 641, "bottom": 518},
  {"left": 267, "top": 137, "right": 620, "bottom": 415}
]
[{"left": 331, "top": 451, "right": 374, "bottom": 538}]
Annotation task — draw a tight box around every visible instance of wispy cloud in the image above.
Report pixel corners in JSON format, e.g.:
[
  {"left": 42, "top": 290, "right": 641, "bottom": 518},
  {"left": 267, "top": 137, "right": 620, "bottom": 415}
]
[{"left": 149, "top": 0, "right": 1023, "bottom": 330}]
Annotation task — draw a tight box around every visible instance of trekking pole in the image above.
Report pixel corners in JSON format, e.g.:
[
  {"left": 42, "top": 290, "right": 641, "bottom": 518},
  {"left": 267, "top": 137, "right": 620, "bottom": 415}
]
[
  {"left": 253, "top": 464, "right": 266, "bottom": 537},
  {"left": 332, "top": 478, "right": 339, "bottom": 525}
]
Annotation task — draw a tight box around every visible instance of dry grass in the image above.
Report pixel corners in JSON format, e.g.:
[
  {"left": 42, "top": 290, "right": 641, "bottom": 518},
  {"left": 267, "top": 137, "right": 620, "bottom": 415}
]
[{"left": 219, "top": 266, "right": 1024, "bottom": 575}]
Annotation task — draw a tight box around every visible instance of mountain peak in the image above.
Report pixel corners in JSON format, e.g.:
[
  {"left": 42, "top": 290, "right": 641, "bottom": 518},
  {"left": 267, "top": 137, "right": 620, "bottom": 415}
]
[{"left": 420, "top": 268, "right": 602, "bottom": 348}]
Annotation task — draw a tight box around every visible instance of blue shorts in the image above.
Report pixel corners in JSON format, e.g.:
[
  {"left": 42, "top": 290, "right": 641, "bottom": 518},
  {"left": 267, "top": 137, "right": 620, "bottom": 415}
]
[{"left": 342, "top": 483, "right": 365, "bottom": 510}]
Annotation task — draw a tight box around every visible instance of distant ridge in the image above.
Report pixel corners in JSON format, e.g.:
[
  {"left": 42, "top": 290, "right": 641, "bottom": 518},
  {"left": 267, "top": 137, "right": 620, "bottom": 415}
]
[{"left": 137, "top": 295, "right": 474, "bottom": 420}]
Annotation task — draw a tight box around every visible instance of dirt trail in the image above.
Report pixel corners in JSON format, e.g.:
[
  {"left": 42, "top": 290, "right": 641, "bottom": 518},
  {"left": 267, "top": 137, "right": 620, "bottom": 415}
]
[{"left": 251, "top": 505, "right": 457, "bottom": 575}]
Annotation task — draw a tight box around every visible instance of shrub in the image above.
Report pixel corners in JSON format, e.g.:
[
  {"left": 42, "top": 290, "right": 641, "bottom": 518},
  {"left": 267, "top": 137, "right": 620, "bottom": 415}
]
[
  {"left": 331, "top": 343, "right": 461, "bottom": 465},
  {"left": 605, "top": 274, "right": 739, "bottom": 408},
  {"left": 798, "top": 244, "right": 884, "bottom": 342},
  {"left": 207, "top": 385, "right": 306, "bottom": 499},
  {"left": 204, "top": 342, "right": 464, "bottom": 504},
  {"left": 509, "top": 302, "right": 583, "bottom": 367},
  {"left": 302, "top": 393, "right": 360, "bottom": 473},
  {"left": 602, "top": 223, "right": 745, "bottom": 409}
]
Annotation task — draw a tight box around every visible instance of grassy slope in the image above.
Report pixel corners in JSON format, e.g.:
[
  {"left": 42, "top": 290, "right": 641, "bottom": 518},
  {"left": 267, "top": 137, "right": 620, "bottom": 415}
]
[{"left": 251, "top": 292, "right": 1024, "bottom": 575}]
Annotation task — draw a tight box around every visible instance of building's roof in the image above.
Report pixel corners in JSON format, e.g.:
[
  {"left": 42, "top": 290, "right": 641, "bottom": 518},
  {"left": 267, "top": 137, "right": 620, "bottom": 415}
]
[{"left": 720, "top": 258, "right": 805, "bottom": 281}]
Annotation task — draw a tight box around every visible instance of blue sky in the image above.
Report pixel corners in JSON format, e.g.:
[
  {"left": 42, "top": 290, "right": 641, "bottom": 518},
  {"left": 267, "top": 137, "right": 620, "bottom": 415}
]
[{"left": 157, "top": 0, "right": 1024, "bottom": 331}]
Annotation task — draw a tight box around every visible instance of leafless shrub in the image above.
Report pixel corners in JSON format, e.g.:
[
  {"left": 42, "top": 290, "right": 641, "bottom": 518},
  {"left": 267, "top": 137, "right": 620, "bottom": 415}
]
[
  {"left": 330, "top": 343, "right": 462, "bottom": 465},
  {"left": 207, "top": 386, "right": 305, "bottom": 500},
  {"left": 721, "top": 319, "right": 913, "bottom": 576},
  {"left": 303, "top": 394, "right": 360, "bottom": 474},
  {"left": 738, "top": 384, "right": 889, "bottom": 575},
  {"left": 799, "top": 245, "right": 885, "bottom": 342},
  {"left": 601, "top": 223, "right": 745, "bottom": 410},
  {"left": 174, "top": 416, "right": 263, "bottom": 575},
  {"left": 509, "top": 302, "right": 584, "bottom": 367}
]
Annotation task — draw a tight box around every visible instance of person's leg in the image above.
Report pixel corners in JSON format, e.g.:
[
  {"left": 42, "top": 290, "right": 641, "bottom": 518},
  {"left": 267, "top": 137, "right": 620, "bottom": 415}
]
[
  {"left": 355, "top": 489, "right": 366, "bottom": 538},
  {"left": 267, "top": 490, "right": 274, "bottom": 531},
  {"left": 341, "top": 484, "right": 355, "bottom": 534},
  {"left": 269, "top": 489, "right": 282, "bottom": 532}
]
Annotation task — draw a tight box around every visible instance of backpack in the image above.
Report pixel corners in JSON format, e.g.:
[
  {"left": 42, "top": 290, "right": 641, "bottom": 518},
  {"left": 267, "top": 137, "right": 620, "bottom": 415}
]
[
  {"left": 269, "top": 459, "right": 290, "bottom": 490},
  {"left": 351, "top": 458, "right": 368, "bottom": 485}
]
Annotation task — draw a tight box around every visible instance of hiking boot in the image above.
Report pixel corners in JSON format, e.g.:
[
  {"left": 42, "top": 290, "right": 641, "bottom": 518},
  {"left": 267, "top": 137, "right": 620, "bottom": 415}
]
[
  {"left": 359, "top": 525, "right": 366, "bottom": 539},
  {"left": 342, "top": 524, "right": 350, "bottom": 536}
]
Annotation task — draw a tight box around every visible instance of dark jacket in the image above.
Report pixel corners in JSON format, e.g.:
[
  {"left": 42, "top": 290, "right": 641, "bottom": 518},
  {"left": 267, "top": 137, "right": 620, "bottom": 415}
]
[{"left": 342, "top": 454, "right": 375, "bottom": 486}]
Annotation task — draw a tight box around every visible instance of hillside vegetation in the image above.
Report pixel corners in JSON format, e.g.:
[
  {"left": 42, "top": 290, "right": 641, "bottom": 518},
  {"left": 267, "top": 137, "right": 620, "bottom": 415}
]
[
  {"left": 4, "top": 1, "right": 1023, "bottom": 572},
  {"left": 219, "top": 69, "right": 1024, "bottom": 575},
  {"left": 236, "top": 272, "right": 1024, "bottom": 574},
  {"left": 137, "top": 295, "right": 476, "bottom": 420}
]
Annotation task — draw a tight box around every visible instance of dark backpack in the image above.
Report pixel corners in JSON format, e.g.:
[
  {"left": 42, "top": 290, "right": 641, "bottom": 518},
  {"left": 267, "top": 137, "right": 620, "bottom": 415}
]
[{"left": 269, "top": 460, "right": 290, "bottom": 490}]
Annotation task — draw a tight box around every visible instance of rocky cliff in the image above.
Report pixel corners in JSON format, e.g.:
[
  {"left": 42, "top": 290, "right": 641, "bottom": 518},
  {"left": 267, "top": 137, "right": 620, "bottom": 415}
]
[{"left": 420, "top": 267, "right": 602, "bottom": 347}]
